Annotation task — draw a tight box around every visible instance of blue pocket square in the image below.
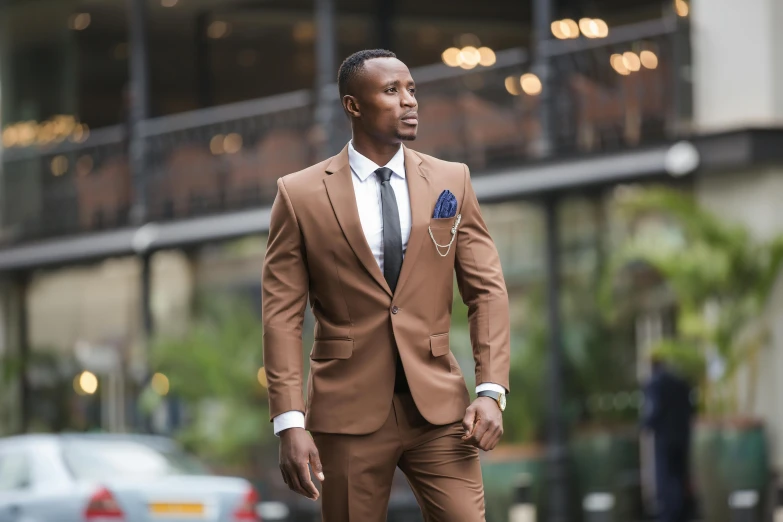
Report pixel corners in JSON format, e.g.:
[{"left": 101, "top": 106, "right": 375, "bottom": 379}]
[{"left": 433, "top": 190, "right": 457, "bottom": 219}]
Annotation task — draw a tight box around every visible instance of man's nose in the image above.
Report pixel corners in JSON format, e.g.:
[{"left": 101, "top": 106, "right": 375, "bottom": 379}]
[{"left": 401, "top": 90, "right": 416, "bottom": 107}]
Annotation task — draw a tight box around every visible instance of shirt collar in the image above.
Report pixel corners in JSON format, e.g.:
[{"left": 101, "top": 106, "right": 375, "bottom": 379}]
[{"left": 348, "top": 140, "right": 406, "bottom": 182}]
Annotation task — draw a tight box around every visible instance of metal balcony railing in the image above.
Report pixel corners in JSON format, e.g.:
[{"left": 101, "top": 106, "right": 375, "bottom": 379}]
[{"left": 0, "top": 16, "right": 690, "bottom": 247}]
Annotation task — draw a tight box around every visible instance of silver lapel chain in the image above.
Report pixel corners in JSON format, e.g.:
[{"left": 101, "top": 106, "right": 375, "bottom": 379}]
[{"left": 428, "top": 214, "right": 462, "bottom": 257}]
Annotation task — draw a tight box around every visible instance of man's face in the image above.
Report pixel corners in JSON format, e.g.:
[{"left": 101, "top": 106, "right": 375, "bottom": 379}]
[{"left": 348, "top": 57, "right": 418, "bottom": 143}]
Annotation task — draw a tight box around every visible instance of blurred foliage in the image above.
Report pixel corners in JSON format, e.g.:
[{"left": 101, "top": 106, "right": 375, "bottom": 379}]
[
  {"left": 602, "top": 186, "right": 783, "bottom": 416},
  {"left": 450, "top": 215, "right": 639, "bottom": 445},
  {"left": 648, "top": 339, "right": 706, "bottom": 384},
  {"left": 0, "top": 349, "right": 91, "bottom": 434},
  {"left": 149, "top": 294, "right": 273, "bottom": 470}
]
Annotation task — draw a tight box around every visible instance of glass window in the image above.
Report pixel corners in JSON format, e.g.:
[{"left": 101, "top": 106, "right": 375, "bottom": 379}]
[
  {"left": 0, "top": 452, "right": 31, "bottom": 491},
  {"left": 61, "top": 438, "right": 208, "bottom": 481}
]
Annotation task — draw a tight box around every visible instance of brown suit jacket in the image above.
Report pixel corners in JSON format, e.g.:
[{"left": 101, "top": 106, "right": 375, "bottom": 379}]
[{"left": 262, "top": 144, "right": 510, "bottom": 435}]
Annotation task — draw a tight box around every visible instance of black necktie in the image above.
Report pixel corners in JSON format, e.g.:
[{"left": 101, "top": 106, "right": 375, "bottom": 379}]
[
  {"left": 375, "top": 167, "right": 409, "bottom": 393},
  {"left": 375, "top": 167, "right": 403, "bottom": 293}
]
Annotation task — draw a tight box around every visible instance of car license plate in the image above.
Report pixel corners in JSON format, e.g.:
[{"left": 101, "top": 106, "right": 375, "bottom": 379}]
[{"left": 148, "top": 502, "right": 205, "bottom": 516}]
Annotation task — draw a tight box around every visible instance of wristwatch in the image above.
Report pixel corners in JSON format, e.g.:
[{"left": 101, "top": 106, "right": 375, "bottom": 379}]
[{"left": 477, "top": 390, "right": 506, "bottom": 412}]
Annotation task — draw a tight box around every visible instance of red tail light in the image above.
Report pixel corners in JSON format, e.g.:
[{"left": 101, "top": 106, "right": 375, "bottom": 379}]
[
  {"left": 84, "top": 486, "right": 125, "bottom": 520},
  {"left": 233, "top": 487, "right": 261, "bottom": 521}
]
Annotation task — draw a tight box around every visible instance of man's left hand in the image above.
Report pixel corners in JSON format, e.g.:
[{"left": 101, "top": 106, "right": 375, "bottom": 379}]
[{"left": 462, "top": 397, "right": 503, "bottom": 451}]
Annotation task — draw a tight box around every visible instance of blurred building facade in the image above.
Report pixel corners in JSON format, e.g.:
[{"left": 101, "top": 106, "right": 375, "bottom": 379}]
[{"left": 1, "top": 0, "right": 783, "bottom": 511}]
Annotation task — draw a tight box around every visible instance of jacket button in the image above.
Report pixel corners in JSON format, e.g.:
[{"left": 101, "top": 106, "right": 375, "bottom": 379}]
[{"left": 391, "top": 306, "right": 399, "bottom": 314}]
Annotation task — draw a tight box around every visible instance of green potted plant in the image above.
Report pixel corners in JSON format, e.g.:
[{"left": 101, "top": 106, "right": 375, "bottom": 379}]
[
  {"left": 149, "top": 294, "right": 275, "bottom": 483},
  {"left": 603, "top": 186, "right": 783, "bottom": 522}
]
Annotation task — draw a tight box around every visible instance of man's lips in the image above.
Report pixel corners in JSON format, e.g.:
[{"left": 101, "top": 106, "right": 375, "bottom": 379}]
[{"left": 401, "top": 113, "right": 419, "bottom": 124}]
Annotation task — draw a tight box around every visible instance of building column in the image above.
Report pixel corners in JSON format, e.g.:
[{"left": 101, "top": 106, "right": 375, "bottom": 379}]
[
  {"left": 314, "top": 0, "right": 339, "bottom": 159},
  {"left": 127, "top": 0, "right": 151, "bottom": 225},
  {"left": 543, "top": 195, "right": 569, "bottom": 522},
  {"left": 533, "top": 0, "right": 569, "bottom": 516},
  {"left": 532, "top": 0, "right": 555, "bottom": 157},
  {"left": 0, "top": 5, "right": 7, "bottom": 229},
  {"left": 0, "top": 274, "right": 29, "bottom": 434},
  {"left": 195, "top": 11, "right": 212, "bottom": 109},
  {"left": 375, "top": 0, "right": 395, "bottom": 51}
]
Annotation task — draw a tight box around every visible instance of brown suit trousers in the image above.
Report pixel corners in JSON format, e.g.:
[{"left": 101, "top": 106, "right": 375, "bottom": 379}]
[{"left": 262, "top": 145, "right": 510, "bottom": 520}]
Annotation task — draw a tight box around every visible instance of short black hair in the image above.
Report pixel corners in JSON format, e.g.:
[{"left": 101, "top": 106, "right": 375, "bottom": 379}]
[{"left": 337, "top": 49, "right": 397, "bottom": 99}]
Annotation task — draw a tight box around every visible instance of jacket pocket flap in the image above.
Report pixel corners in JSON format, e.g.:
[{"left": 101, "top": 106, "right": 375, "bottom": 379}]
[
  {"left": 430, "top": 333, "right": 450, "bottom": 357},
  {"left": 311, "top": 338, "right": 354, "bottom": 360}
]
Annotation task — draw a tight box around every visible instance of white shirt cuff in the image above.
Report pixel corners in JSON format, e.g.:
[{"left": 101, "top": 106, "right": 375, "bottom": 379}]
[
  {"left": 476, "top": 382, "right": 507, "bottom": 395},
  {"left": 273, "top": 411, "right": 305, "bottom": 436}
]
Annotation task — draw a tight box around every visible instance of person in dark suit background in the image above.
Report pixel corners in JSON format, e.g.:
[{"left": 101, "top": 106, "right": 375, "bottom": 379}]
[{"left": 642, "top": 355, "right": 695, "bottom": 522}]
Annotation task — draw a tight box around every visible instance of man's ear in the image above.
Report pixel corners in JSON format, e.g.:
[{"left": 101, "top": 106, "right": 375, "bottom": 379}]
[{"left": 343, "top": 95, "right": 360, "bottom": 118}]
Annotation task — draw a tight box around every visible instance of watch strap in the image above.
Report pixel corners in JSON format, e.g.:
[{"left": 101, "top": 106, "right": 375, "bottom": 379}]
[{"left": 477, "top": 390, "right": 502, "bottom": 401}]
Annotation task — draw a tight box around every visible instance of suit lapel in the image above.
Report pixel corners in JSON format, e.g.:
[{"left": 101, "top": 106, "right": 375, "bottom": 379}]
[
  {"left": 323, "top": 146, "right": 393, "bottom": 297},
  {"left": 394, "top": 147, "right": 430, "bottom": 298}
]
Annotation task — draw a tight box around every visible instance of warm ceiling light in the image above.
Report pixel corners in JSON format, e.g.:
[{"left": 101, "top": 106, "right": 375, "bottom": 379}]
[
  {"left": 151, "top": 372, "right": 170, "bottom": 395},
  {"left": 579, "top": 18, "right": 595, "bottom": 38},
  {"left": 161, "top": 0, "right": 178, "bottom": 6},
  {"left": 37, "top": 122, "right": 55, "bottom": 145},
  {"left": 610, "top": 54, "right": 630, "bottom": 75},
  {"left": 53, "top": 115, "right": 76, "bottom": 137},
  {"left": 224, "top": 133, "right": 243, "bottom": 154},
  {"left": 442, "top": 47, "right": 461, "bottom": 67},
  {"left": 459, "top": 46, "right": 481, "bottom": 67},
  {"left": 579, "top": 18, "right": 608, "bottom": 38},
  {"left": 17, "top": 123, "right": 37, "bottom": 147},
  {"left": 505, "top": 76, "right": 521, "bottom": 96},
  {"left": 561, "top": 19, "right": 579, "bottom": 39},
  {"left": 69, "top": 13, "right": 91, "bottom": 31},
  {"left": 210, "top": 134, "right": 225, "bottom": 155},
  {"left": 51, "top": 155, "right": 68, "bottom": 177},
  {"left": 504, "top": 76, "right": 520, "bottom": 96},
  {"left": 520, "top": 73, "right": 542, "bottom": 95},
  {"left": 622, "top": 51, "right": 641, "bottom": 72},
  {"left": 78, "top": 371, "right": 98, "bottom": 395},
  {"left": 551, "top": 21, "right": 566, "bottom": 40},
  {"left": 70, "top": 123, "right": 89, "bottom": 143},
  {"left": 1, "top": 127, "right": 18, "bottom": 148},
  {"left": 558, "top": 20, "right": 573, "bottom": 39},
  {"left": 551, "top": 21, "right": 567, "bottom": 40},
  {"left": 207, "top": 21, "right": 230, "bottom": 39},
  {"left": 640, "top": 50, "right": 659, "bottom": 69},
  {"left": 675, "top": 0, "right": 689, "bottom": 17},
  {"left": 478, "top": 47, "right": 496, "bottom": 67},
  {"left": 594, "top": 19, "right": 609, "bottom": 38}
]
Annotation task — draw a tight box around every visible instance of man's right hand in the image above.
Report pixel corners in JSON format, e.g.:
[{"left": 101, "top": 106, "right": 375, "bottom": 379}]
[{"left": 279, "top": 428, "right": 324, "bottom": 501}]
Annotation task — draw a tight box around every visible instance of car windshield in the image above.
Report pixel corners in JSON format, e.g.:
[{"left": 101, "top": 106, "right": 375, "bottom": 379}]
[{"left": 61, "top": 438, "right": 208, "bottom": 480}]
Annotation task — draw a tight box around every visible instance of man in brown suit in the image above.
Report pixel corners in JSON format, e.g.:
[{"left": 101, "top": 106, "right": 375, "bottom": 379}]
[{"left": 262, "top": 49, "right": 511, "bottom": 521}]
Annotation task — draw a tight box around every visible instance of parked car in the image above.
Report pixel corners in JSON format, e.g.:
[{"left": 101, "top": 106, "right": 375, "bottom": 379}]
[{"left": 0, "top": 433, "right": 261, "bottom": 522}]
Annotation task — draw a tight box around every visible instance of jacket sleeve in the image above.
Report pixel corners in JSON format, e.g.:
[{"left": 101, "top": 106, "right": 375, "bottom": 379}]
[
  {"left": 454, "top": 164, "right": 511, "bottom": 392},
  {"left": 262, "top": 178, "right": 309, "bottom": 420}
]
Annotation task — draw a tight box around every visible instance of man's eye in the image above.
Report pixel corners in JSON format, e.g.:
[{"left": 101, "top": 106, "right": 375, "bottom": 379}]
[{"left": 386, "top": 87, "right": 397, "bottom": 93}]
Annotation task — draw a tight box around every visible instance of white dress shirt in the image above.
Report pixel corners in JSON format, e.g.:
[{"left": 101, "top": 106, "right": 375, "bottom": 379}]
[{"left": 273, "top": 142, "right": 505, "bottom": 435}]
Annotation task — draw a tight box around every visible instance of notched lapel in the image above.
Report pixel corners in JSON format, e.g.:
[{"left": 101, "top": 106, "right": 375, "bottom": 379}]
[
  {"left": 323, "top": 147, "right": 393, "bottom": 297},
  {"left": 394, "top": 147, "right": 430, "bottom": 298}
]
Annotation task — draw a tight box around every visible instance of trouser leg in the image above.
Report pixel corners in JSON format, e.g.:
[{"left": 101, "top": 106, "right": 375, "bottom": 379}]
[
  {"left": 394, "top": 394, "right": 486, "bottom": 522},
  {"left": 311, "top": 405, "right": 402, "bottom": 522}
]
